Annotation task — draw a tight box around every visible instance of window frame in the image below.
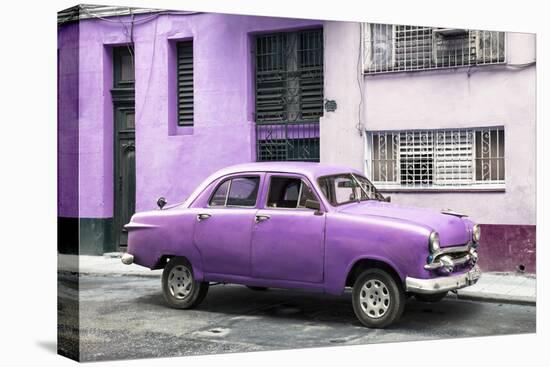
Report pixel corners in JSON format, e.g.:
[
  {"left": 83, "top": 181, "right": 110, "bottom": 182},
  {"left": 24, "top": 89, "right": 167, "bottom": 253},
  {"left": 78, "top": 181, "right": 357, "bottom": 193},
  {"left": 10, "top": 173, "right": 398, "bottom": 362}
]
[
  {"left": 207, "top": 174, "right": 262, "bottom": 209},
  {"left": 176, "top": 40, "right": 194, "bottom": 127},
  {"left": 254, "top": 28, "right": 324, "bottom": 162},
  {"left": 317, "top": 173, "right": 384, "bottom": 207},
  {"left": 264, "top": 174, "right": 322, "bottom": 211},
  {"left": 364, "top": 127, "right": 506, "bottom": 192}
]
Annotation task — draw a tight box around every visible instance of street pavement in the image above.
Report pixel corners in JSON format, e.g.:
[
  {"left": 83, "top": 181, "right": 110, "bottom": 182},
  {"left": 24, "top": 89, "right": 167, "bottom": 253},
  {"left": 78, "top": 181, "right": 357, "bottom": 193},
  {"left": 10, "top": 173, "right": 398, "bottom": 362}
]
[
  {"left": 59, "top": 254, "right": 537, "bottom": 304},
  {"left": 58, "top": 273, "right": 536, "bottom": 362}
]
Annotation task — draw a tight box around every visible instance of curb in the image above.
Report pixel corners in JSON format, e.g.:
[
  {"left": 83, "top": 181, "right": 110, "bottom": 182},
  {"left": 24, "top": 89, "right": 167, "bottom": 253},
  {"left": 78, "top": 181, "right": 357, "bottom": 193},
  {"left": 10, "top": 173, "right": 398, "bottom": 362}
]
[
  {"left": 58, "top": 269, "right": 162, "bottom": 278},
  {"left": 455, "top": 291, "right": 536, "bottom": 306}
]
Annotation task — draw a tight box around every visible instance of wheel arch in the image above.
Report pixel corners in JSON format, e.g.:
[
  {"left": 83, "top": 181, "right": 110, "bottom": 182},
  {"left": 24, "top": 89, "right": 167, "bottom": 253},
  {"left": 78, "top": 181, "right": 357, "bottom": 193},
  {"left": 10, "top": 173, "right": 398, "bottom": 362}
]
[
  {"left": 345, "top": 257, "right": 404, "bottom": 288},
  {"left": 153, "top": 254, "right": 205, "bottom": 282}
]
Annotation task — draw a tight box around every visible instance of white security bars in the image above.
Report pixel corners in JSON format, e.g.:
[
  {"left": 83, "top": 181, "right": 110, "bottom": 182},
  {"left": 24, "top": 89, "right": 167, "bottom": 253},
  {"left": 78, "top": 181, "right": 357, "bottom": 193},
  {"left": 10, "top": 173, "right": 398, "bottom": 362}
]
[
  {"left": 365, "top": 128, "right": 505, "bottom": 190},
  {"left": 362, "top": 24, "right": 505, "bottom": 74}
]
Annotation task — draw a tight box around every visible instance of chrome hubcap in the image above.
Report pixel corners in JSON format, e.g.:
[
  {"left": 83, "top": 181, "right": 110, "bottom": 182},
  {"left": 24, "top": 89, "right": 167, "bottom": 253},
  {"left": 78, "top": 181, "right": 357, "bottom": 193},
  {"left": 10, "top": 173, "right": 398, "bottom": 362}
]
[
  {"left": 359, "top": 279, "right": 391, "bottom": 319},
  {"left": 168, "top": 265, "right": 193, "bottom": 300}
]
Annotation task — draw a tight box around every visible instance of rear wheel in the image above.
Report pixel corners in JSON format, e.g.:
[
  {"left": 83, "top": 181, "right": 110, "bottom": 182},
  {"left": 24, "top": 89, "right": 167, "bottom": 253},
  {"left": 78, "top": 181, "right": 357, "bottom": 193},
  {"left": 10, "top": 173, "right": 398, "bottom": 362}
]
[
  {"left": 162, "top": 257, "right": 209, "bottom": 309},
  {"left": 414, "top": 291, "right": 448, "bottom": 303},
  {"left": 352, "top": 268, "right": 405, "bottom": 328}
]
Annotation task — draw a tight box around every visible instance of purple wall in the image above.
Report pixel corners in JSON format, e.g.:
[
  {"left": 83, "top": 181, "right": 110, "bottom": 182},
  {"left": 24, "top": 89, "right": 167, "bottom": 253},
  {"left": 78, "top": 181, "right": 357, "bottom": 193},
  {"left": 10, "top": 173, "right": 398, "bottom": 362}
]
[
  {"left": 58, "top": 22, "right": 80, "bottom": 218},
  {"left": 58, "top": 13, "right": 322, "bottom": 218},
  {"left": 477, "top": 224, "right": 536, "bottom": 273}
]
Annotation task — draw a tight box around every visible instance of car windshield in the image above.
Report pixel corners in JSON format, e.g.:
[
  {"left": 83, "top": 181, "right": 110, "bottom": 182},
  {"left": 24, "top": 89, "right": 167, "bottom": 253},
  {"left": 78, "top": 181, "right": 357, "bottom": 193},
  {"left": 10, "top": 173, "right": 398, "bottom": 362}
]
[{"left": 317, "top": 173, "right": 385, "bottom": 206}]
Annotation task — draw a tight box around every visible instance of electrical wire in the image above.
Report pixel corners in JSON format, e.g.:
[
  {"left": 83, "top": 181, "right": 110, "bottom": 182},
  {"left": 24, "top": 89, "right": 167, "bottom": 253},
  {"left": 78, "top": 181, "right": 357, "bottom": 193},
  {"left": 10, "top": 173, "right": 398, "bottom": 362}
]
[
  {"left": 78, "top": 6, "right": 202, "bottom": 25},
  {"left": 355, "top": 23, "right": 364, "bottom": 136}
]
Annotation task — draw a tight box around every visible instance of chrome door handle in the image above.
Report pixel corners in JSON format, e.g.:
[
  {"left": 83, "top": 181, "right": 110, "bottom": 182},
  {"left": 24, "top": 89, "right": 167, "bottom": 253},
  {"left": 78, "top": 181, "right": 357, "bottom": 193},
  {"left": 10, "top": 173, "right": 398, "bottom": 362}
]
[
  {"left": 255, "top": 215, "right": 270, "bottom": 223},
  {"left": 197, "top": 213, "right": 212, "bottom": 221}
]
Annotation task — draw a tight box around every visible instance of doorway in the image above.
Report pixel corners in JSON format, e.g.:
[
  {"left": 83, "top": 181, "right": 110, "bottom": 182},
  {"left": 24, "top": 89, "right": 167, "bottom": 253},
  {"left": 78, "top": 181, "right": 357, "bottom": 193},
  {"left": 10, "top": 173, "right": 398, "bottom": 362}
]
[{"left": 111, "top": 46, "right": 135, "bottom": 250}]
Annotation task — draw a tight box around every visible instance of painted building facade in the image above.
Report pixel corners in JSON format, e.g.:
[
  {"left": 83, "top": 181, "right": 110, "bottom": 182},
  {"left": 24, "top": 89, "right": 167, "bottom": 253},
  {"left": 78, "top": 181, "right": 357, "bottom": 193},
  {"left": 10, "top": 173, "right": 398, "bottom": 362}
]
[
  {"left": 58, "top": 6, "right": 536, "bottom": 273},
  {"left": 58, "top": 6, "right": 324, "bottom": 255},
  {"left": 320, "top": 22, "right": 536, "bottom": 272}
]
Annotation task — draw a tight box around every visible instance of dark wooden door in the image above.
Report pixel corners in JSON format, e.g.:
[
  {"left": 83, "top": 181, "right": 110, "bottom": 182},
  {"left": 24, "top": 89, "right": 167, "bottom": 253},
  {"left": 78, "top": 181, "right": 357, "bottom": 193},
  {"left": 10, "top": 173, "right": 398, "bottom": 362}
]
[
  {"left": 112, "top": 47, "right": 135, "bottom": 250},
  {"left": 114, "top": 103, "right": 135, "bottom": 247}
]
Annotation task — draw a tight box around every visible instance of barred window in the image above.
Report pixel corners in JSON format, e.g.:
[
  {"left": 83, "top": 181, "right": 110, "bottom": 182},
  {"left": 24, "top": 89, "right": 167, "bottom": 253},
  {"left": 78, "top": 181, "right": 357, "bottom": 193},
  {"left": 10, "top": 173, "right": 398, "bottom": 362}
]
[
  {"left": 366, "top": 127, "right": 505, "bottom": 190},
  {"left": 362, "top": 23, "right": 505, "bottom": 74},
  {"left": 254, "top": 28, "right": 323, "bottom": 162}
]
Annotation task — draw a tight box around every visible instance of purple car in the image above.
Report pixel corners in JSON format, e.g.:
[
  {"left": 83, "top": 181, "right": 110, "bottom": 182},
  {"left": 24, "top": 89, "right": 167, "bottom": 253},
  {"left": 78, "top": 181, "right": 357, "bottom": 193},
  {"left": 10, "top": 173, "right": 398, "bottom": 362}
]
[{"left": 123, "top": 162, "right": 481, "bottom": 328}]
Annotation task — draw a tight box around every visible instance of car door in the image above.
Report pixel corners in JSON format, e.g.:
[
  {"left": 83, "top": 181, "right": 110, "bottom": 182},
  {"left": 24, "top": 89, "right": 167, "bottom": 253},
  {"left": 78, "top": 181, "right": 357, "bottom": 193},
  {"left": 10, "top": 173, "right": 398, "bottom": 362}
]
[
  {"left": 251, "top": 173, "right": 326, "bottom": 283},
  {"left": 193, "top": 174, "right": 261, "bottom": 277}
]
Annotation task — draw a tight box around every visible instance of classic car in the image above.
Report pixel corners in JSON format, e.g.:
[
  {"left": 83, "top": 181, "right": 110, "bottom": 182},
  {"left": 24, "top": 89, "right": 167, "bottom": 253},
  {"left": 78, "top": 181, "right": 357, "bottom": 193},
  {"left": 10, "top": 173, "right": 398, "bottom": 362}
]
[{"left": 122, "top": 162, "right": 481, "bottom": 328}]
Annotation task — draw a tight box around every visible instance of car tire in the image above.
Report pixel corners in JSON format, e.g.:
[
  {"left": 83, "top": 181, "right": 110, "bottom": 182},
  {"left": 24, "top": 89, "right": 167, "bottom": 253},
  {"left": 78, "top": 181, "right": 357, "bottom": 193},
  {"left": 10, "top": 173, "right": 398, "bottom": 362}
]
[
  {"left": 246, "top": 286, "right": 268, "bottom": 291},
  {"left": 162, "top": 257, "right": 209, "bottom": 309},
  {"left": 414, "top": 291, "right": 448, "bottom": 303},
  {"left": 352, "top": 268, "right": 405, "bottom": 328}
]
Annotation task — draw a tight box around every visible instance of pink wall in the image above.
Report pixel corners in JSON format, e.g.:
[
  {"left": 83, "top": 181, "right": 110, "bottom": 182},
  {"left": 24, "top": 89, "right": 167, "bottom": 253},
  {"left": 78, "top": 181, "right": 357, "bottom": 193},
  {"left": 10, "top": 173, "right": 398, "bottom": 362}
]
[{"left": 322, "top": 25, "right": 536, "bottom": 226}]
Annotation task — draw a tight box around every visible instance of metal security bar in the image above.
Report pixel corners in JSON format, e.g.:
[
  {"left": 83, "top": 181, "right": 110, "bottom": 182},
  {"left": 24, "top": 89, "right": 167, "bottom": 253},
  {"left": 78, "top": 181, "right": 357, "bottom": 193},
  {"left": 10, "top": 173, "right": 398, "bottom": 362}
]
[
  {"left": 256, "top": 122, "right": 320, "bottom": 161},
  {"left": 363, "top": 23, "right": 505, "bottom": 74},
  {"left": 255, "top": 29, "right": 323, "bottom": 161},
  {"left": 366, "top": 127, "right": 505, "bottom": 190}
]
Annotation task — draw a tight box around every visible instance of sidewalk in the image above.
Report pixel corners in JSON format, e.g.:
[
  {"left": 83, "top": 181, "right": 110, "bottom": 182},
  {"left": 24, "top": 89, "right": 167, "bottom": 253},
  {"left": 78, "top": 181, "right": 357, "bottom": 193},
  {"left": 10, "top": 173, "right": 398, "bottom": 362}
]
[
  {"left": 58, "top": 254, "right": 536, "bottom": 305},
  {"left": 455, "top": 272, "right": 536, "bottom": 305}
]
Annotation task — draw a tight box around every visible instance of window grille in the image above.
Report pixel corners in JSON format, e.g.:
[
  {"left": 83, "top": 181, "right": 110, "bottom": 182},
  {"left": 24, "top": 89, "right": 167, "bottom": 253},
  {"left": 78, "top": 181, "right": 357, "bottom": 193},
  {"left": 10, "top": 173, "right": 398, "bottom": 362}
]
[
  {"left": 255, "top": 28, "right": 323, "bottom": 162},
  {"left": 362, "top": 23, "right": 505, "bottom": 74},
  {"left": 177, "top": 41, "right": 194, "bottom": 126},
  {"left": 366, "top": 127, "right": 505, "bottom": 190}
]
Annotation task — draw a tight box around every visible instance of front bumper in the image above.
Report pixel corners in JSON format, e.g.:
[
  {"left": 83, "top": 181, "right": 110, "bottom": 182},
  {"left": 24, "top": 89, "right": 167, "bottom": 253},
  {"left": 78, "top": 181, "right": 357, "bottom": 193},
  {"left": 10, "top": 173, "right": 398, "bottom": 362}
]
[{"left": 405, "top": 265, "right": 481, "bottom": 294}]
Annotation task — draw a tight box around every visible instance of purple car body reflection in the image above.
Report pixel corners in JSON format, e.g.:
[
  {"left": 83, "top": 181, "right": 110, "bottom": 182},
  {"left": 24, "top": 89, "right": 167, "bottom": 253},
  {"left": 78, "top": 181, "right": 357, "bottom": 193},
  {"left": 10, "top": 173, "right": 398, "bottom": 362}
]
[{"left": 124, "top": 162, "right": 481, "bottom": 327}]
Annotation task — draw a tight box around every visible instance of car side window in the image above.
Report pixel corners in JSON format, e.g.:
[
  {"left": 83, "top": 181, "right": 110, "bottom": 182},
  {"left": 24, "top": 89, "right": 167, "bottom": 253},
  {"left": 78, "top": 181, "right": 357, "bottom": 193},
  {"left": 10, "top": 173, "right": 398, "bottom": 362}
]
[
  {"left": 267, "top": 176, "right": 319, "bottom": 209},
  {"left": 209, "top": 179, "right": 230, "bottom": 206},
  {"left": 209, "top": 176, "right": 260, "bottom": 207},
  {"left": 297, "top": 181, "right": 317, "bottom": 208}
]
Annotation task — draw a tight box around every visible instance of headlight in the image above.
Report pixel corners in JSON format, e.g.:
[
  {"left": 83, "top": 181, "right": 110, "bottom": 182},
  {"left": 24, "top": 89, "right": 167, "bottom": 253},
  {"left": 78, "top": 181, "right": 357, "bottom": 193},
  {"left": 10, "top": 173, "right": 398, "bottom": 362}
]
[
  {"left": 472, "top": 224, "right": 481, "bottom": 243},
  {"left": 429, "top": 231, "right": 440, "bottom": 253}
]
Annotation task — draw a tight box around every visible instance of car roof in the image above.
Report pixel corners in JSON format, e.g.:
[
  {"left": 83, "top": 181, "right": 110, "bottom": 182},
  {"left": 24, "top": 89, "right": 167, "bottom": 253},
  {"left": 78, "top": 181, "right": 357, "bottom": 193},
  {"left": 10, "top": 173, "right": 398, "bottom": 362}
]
[{"left": 211, "top": 161, "right": 363, "bottom": 180}]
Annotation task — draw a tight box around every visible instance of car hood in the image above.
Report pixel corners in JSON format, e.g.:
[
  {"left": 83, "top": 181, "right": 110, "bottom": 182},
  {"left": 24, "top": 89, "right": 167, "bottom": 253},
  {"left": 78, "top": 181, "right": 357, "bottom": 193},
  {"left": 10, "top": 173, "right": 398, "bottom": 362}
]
[{"left": 337, "top": 201, "right": 471, "bottom": 247}]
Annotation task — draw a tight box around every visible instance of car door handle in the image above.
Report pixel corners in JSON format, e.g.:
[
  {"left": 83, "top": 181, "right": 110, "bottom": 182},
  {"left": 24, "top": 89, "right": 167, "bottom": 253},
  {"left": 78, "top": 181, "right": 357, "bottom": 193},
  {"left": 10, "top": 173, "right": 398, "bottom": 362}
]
[
  {"left": 255, "top": 215, "right": 270, "bottom": 223},
  {"left": 197, "top": 213, "right": 212, "bottom": 221}
]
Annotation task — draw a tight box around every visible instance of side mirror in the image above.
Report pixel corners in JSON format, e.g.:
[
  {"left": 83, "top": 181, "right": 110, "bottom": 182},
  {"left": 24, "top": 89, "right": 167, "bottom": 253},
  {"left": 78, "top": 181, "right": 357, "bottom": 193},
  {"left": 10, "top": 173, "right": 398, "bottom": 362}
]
[
  {"left": 157, "top": 197, "right": 167, "bottom": 209},
  {"left": 384, "top": 196, "right": 391, "bottom": 203},
  {"left": 304, "top": 199, "right": 321, "bottom": 211}
]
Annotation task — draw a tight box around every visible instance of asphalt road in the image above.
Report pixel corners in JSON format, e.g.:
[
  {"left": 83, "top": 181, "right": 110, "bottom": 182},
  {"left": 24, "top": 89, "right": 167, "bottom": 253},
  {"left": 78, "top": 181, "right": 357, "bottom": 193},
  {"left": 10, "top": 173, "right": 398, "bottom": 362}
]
[{"left": 58, "top": 273, "right": 536, "bottom": 362}]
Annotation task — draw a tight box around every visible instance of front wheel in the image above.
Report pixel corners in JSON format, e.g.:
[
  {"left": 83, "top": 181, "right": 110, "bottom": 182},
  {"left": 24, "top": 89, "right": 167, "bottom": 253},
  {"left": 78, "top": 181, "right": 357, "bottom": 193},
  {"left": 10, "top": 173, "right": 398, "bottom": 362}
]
[
  {"left": 352, "top": 268, "right": 405, "bottom": 328},
  {"left": 162, "top": 257, "right": 209, "bottom": 309}
]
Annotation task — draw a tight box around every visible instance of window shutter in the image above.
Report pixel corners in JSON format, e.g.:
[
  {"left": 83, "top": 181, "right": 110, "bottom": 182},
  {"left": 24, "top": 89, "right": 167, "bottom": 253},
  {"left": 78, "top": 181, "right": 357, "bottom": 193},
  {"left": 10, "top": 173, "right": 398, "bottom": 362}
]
[
  {"left": 177, "top": 41, "right": 194, "bottom": 126},
  {"left": 255, "top": 33, "right": 287, "bottom": 123},
  {"left": 433, "top": 130, "right": 474, "bottom": 186},
  {"left": 298, "top": 29, "right": 324, "bottom": 121},
  {"left": 476, "top": 30, "right": 506, "bottom": 64},
  {"left": 363, "top": 23, "right": 394, "bottom": 72}
]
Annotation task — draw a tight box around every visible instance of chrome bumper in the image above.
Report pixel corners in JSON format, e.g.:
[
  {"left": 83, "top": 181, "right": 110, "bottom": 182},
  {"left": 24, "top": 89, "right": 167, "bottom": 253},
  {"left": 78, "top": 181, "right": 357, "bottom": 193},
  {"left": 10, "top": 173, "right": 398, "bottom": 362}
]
[
  {"left": 121, "top": 253, "right": 134, "bottom": 265},
  {"left": 424, "top": 243, "right": 479, "bottom": 272},
  {"left": 406, "top": 265, "right": 481, "bottom": 294}
]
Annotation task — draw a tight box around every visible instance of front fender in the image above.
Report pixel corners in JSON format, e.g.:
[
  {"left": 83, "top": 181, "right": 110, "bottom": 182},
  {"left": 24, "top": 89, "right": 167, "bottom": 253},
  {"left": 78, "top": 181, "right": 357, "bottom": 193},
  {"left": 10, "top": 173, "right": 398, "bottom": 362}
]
[{"left": 323, "top": 212, "right": 432, "bottom": 295}]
